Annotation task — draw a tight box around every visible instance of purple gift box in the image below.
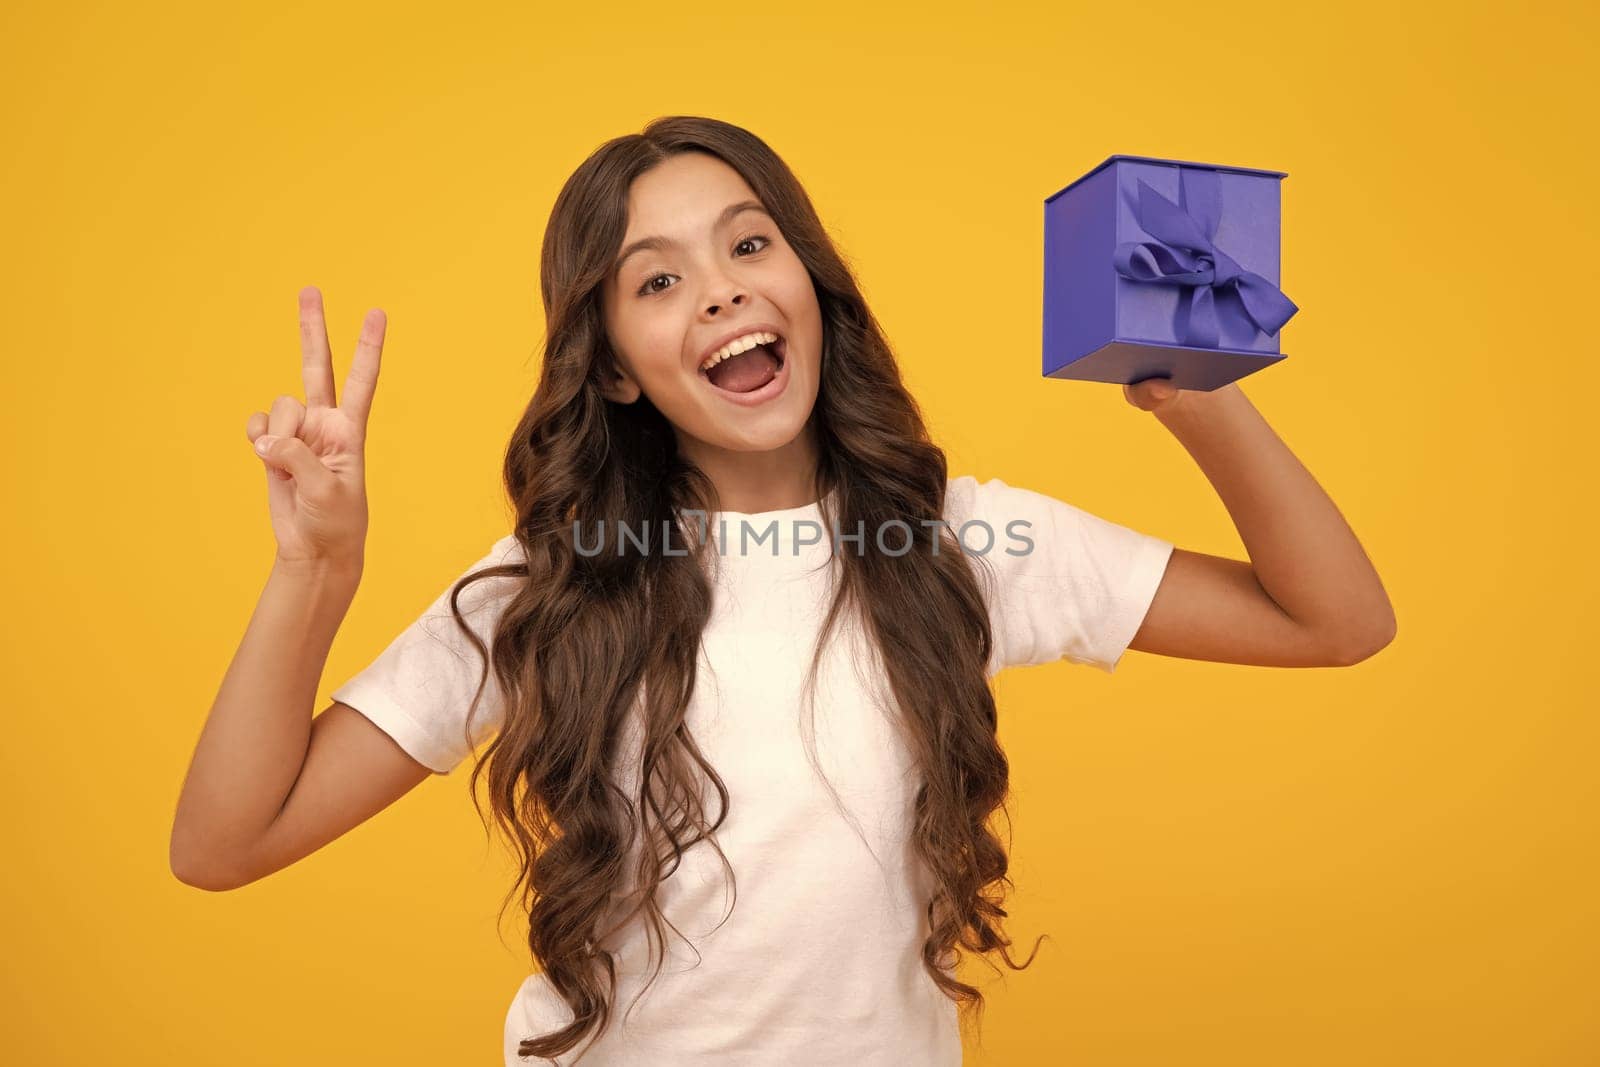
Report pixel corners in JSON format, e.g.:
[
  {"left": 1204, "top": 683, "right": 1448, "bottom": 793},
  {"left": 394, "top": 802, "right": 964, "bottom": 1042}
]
[{"left": 1042, "top": 154, "right": 1299, "bottom": 391}]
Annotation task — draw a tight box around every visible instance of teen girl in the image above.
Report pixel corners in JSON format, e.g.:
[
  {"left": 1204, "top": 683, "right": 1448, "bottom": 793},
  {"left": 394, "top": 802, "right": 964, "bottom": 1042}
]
[{"left": 171, "top": 116, "right": 1395, "bottom": 1066}]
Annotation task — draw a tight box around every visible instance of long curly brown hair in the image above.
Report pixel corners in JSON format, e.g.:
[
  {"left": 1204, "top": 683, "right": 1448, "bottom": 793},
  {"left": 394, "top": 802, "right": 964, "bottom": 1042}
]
[{"left": 447, "top": 115, "right": 1042, "bottom": 1061}]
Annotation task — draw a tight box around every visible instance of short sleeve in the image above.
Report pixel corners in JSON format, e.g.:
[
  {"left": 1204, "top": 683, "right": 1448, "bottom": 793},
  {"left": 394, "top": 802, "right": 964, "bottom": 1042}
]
[
  {"left": 329, "top": 533, "right": 525, "bottom": 775},
  {"left": 946, "top": 475, "right": 1174, "bottom": 676}
]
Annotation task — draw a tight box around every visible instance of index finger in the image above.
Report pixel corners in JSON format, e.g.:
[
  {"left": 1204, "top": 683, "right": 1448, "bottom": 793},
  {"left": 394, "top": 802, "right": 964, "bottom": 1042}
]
[
  {"left": 299, "top": 286, "right": 337, "bottom": 409},
  {"left": 340, "top": 307, "right": 386, "bottom": 430}
]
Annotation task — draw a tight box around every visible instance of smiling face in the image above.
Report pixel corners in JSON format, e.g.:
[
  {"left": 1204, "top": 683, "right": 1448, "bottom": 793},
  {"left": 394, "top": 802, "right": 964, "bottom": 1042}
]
[{"left": 599, "top": 151, "right": 823, "bottom": 483}]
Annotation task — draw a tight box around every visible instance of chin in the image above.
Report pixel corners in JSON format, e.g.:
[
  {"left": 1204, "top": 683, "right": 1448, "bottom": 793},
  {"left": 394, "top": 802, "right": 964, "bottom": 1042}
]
[
  {"left": 709, "top": 416, "right": 810, "bottom": 453},
  {"left": 679, "top": 399, "right": 814, "bottom": 455}
]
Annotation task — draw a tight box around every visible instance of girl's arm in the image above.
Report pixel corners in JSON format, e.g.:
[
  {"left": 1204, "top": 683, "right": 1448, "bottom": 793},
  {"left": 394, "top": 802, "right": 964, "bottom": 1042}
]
[
  {"left": 1122, "top": 379, "right": 1396, "bottom": 668},
  {"left": 169, "top": 558, "right": 434, "bottom": 891}
]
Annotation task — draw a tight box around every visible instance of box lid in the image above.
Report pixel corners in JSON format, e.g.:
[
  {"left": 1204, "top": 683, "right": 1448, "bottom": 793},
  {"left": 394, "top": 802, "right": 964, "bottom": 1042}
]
[{"left": 1045, "top": 154, "right": 1288, "bottom": 204}]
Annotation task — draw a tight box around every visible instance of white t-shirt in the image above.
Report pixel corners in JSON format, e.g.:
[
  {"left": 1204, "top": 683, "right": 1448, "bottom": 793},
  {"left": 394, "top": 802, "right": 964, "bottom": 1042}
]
[{"left": 330, "top": 475, "right": 1174, "bottom": 1066}]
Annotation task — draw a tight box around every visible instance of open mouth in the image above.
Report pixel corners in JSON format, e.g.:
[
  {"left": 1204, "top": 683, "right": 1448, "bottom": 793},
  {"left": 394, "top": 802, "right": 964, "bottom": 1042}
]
[{"left": 699, "top": 336, "right": 787, "bottom": 396}]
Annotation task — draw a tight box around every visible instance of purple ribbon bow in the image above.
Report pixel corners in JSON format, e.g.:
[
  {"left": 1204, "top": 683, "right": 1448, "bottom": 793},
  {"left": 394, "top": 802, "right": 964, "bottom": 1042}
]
[{"left": 1113, "top": 169, "right": 1299, "bottom": 349}]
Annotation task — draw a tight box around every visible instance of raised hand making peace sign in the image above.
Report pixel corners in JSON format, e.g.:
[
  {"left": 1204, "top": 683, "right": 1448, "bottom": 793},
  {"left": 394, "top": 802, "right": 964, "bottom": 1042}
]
[{"left": 246, "top": 287, "right": 384, "bottom": 568}]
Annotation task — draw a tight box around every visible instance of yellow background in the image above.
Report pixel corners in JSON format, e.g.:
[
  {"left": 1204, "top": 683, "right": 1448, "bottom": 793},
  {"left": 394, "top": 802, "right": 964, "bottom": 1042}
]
[{"left": 4, "top": 0, "right": 1595, "bottom": 1063}]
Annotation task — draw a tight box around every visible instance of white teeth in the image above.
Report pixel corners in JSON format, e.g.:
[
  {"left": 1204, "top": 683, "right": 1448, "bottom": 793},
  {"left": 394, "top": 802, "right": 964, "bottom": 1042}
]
[{"left": 699, "top": 331, "right": 780, "bottom": 374}]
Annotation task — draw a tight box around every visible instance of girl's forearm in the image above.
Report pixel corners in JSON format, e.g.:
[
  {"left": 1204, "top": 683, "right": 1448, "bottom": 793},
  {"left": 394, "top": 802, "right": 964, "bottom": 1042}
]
[
  {"left": 170, "top": 557, "right": 361, "bottom": 889},
  {"left": 1155, "top": 381, "right": 1395, "bottom": 646}
]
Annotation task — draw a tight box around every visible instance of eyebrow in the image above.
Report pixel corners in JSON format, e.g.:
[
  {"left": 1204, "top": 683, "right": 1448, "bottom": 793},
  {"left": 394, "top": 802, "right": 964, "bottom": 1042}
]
[{"left": 612, "top": 200, "right": 771, "bottom": 277}]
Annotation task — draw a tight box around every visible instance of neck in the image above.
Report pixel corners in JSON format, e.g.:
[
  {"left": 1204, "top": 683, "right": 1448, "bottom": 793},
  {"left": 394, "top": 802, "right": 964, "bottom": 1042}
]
[{"left": 677, "top": 420, "right": 823, "bottom": 514}]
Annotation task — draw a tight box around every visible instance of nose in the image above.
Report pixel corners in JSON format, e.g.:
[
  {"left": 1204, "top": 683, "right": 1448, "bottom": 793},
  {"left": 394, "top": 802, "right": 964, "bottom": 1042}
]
[{"left": 702, "top": 270, "right": 748, "bottom": 316}]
